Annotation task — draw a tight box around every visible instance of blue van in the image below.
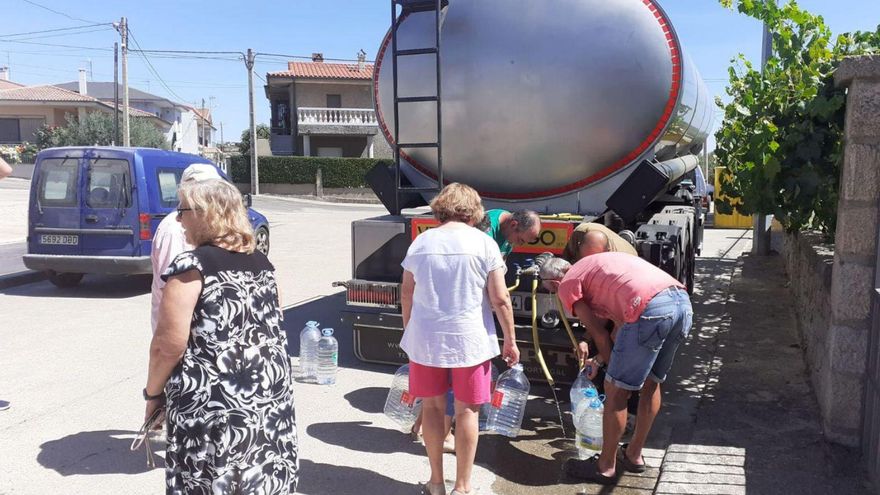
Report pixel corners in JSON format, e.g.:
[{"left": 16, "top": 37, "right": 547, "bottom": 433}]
[{"left": 23, "top": 147, "right": 270, "bottom": 288}]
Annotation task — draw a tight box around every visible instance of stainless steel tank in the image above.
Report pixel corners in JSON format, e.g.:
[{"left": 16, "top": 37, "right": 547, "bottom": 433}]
[{"left": 373, "top": 0, "right": 714, "bottom": 215}]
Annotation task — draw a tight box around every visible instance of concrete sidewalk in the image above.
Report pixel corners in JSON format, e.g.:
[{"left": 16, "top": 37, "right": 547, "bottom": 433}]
[{"left": 651, "top": 253, "right": 872, "bottom": 494}]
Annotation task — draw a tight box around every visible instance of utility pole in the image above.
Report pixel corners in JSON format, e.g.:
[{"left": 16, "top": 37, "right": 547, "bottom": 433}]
[
  {"left": 119, "top": 17, "right": 130, "bottom": 147},
  {"left": 753, "top": 4, "right": 774, "bottom": 255},
  {"left": 245, "top": 48, "right": 259, "bottom": 195},
  {"left": 220, "top": 122, "right": 224, "bottom": 145},
  {"left": 113, "top": 42, "right": 119, "bottom": 145}
]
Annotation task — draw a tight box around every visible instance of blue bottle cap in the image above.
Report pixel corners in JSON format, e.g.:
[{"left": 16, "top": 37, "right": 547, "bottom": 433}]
[
  {"left": 583, "top": 388, "right": 598, "bottom": 398},
  {"left": 322, "top": 328, "right": 334, "bottom": 336}
]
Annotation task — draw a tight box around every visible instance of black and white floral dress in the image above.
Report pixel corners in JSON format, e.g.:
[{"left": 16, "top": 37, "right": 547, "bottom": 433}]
[{"left": 161, "top": 245, "right": 298, "bottom": 494}]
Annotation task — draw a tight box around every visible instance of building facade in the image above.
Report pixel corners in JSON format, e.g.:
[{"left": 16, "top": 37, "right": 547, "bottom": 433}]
[{"left": 264, "top": 55, "right": 391, "bottom": 158}]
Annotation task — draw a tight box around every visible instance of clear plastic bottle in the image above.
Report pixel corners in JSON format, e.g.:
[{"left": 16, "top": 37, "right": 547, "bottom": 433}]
[
  {"left": 299, "top": 321, "right": 321, "bottom": 380},
  {"left": 569, "top": 367, "right": 596, "bottom": 414},
  {"left": 486, "top": 363, "right": 531, "bottom": 438},
  {"left": 315, "top": 328, "right": 338, "bottom": 385},
  {"left": 573, "top": 388, "right": 604, "bottom": 459},
  {"left": 383, "top": 364, "right": 423, "bottom": 431},
  {"left": 478, "top": 363, "right": 500, "bottom": 431}
]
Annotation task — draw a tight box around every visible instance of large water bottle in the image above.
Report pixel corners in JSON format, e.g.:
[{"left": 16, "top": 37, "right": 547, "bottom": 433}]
[
  {"left": 573, "top": 388, "right": 604, "bottom": 459},
  {"left": 315, "top": 328, "right": 338, "bottom": 385},
  {"left": 383, "top": 364, "right": 423, "bottom": 431},
  {"left": 478, "top": 363, "right": 500, "bottom": 431},
  {"left": 569, "top": 367, "right": 596, "bottom": 414},
  {"left": 299, "top": 321, "right": 321, "bottom": 379},
  {"left": 486, "top": 363, "right": 530, "bottom": 438}
]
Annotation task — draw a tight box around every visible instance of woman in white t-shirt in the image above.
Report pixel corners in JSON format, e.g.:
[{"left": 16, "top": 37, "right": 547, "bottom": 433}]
[{"left": 400, "top": 182, "right": 519, "bottom": 495}]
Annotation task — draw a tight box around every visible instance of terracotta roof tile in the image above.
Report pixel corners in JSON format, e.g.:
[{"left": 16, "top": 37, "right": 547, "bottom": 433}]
[
  {"left": 268, "top": 61, "right": 374, "bottom": 80},
  {"left": 0, "top": 84, "right": 96, "bottom": 102},
  {"left": 0, "top": 80, "right": 24, "bottom": 90}
]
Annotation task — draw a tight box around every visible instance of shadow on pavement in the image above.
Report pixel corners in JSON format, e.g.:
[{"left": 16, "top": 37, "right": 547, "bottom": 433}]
[
  {"left": 1, "top": 274, "right": 151, "bottom": 298},
  {"left": 296, "top": 458, "right": 417, "bottom": 495},
  {"left": 37, "top": 429, "right": 163, "bottom": 476},
  {"left": 306, "top": 421, "right": 424, "bottom": 455},
  {"left": 344, "top": 386, "right": 389, "bottom": 414}
]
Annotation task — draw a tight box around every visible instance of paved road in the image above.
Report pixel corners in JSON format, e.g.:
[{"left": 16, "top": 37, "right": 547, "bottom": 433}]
[{"left": 0, "top": 181, "right": 752, "bottom": 494}]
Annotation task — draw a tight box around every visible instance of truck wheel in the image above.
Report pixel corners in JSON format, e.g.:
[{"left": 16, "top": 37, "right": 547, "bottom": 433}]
[
  {"left": 685, "top": 248, "right": 695, "bottom": 294},
  {"left": 255, "top": 227, "right": 270, "bottom": 255},
  {"left": 47, "top": 271, "right": 84, "bottom": 288}
]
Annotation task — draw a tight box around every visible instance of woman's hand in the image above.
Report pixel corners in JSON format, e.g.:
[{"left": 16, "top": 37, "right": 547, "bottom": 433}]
[
  {"left": 144, "top": 398, "right": 165, "bottom": 429},
  {"left": 576, "top": 341, "right": 589, "bottom": 368},
  {"left": 582, "top": 357, "right": 600, "bottom": 380},
  {"left": 502, "top": 338, "right": 520, "bottom": 367}
]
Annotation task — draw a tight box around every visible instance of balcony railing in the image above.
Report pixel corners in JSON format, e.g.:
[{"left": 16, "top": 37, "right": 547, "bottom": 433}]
[{"left": 297, "top": 107, "right": 377, "bottom": 126}]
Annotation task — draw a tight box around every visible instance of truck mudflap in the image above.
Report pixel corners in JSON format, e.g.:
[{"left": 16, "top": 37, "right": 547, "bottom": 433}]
[{"left": 343, "top": 309, "right": 580, "bottom": 385}]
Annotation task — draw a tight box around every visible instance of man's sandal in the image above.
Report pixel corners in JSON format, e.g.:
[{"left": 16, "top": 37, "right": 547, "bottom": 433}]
[
  {"left": 617, "top": 443, "right": 647, "bottom": 473},
  {"left": 563, "top": 455, "right": 618, "bottom": 485}
]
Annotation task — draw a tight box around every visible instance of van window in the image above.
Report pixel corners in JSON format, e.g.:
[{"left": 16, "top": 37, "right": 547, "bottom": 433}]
[
  {"left": 37, "top": 158, "right": 79, "bottom": 207},
  {"left": 157, "top": 169, "right": 184, "bottom": 208},
  {"left": 87, "top": 159, "right": 131, "bottom": 208}
]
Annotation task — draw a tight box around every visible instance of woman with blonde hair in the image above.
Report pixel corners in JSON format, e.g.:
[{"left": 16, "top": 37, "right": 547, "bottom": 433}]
[
  {"left": 400, "top": 182, "right": 519, "bottom": 495},
  {"left": 143, "top": 179, "right": 298, "bottom": 494}
]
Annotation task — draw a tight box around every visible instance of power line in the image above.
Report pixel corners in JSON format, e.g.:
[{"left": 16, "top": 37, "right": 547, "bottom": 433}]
[
  {"left": 2, "top": 26, "right": 112, "bottom": 42},
  {"left": 131, "top": 49, "right": 243, "bottom": 56},
  {"left": 126, "top": 27, "right": 188, "bottom": 104},
  {"left": 257, "top": 52, "right": 375, "bottom": 63},
  {"left": 21, "top": 0, "right": 105, "bottom": 25},
  {"left": 0, "top": 39, "right": 112, "bottom": 51},
  {"left": 0, "top": 23, "right": 111, "bottom": 39}
]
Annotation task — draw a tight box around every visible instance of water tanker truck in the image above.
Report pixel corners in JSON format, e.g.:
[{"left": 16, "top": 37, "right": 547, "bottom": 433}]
[{"left": 335, "top": 0, "right": 714, "bottom": 384}]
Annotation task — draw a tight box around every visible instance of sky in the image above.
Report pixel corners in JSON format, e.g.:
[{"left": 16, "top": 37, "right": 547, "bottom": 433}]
[{"left": 2, "top": 0, "right": 879, "bottom": 147}]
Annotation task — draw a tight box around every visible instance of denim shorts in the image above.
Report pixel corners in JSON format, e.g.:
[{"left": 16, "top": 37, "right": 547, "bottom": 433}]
[{"left": 605, "top": 287, "right": 693, "bottom": 391}]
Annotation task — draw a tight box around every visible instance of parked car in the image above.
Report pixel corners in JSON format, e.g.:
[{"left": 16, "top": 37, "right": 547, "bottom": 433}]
[{"left": 23, "top": 147, "right": 270, "bottom": 288}]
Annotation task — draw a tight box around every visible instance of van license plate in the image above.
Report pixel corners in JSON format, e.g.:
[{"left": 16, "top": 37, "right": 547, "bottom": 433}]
[{"left": 40, "top": 234, "right": 78, "bottom": 245}]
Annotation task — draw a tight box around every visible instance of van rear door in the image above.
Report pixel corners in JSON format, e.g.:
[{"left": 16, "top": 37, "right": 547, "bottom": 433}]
[
  {"left": 29, "top": 156, "right": 82, "bottom": 255},
  {"left": 79, "top": 156, "right": 138, "bottom": 256}
]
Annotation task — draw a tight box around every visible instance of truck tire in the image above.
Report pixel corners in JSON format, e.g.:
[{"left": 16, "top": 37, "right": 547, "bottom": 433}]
[
  {"left": 47, "top": 271, "right": 84, "bottom": 288},
  {"left": 255, "top": 226, "right": 270, "bottom": 255}
]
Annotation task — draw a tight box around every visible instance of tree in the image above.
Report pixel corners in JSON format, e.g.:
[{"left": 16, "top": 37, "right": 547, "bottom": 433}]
[
  {"left": 238, "top": 124, "right": 270, "bottom": 156},
  {"left": 714, "top": 0, "right": 880, "bottom": 237},
  {"left": 35, "top": 112, "right": 169, "bottom": 150}
]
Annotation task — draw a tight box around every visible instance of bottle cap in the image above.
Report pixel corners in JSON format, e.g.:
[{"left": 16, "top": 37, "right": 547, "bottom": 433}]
[
  {"left": 322, "top": 328, "right": 334, "bottom": 336},
  {"left": 306, "top": 321, "right": 319, "bottom": 327},
  {"left": 512, "top": 363, "right": 523, "bottom": 371},
  {"left": 584, "top": 388, "right": 598, "bottom": 398}
]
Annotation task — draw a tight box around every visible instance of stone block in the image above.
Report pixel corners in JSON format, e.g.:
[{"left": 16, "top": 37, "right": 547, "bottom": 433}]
[
  {"left": 655, "top": 482, "right": 745, "bottom": 495},
  {"left": 829, "top": 324, "right": 869, "bottom": 374},
  {"left": 844, "top": 79, "right": 880, "bottom": 140},
  {"left": 665, "top": 444, "right": 746, "bottom": 456},
  {"left": 841, "top": 144, "right": 880, "bottom": 202},
  {"left": 836, "top": 55, "right": 880, "bottom": 88},
  {"left": 834, "top": 204, "right": 879, "bottom": 256},
  {"left": 830, "top": 259, "right": 873, "bottom": 322},
  {"left": 662, "top": 452, "right": 745, "bottom": 466},
  {"left": 661, "top": 462, "right": 745, "bottom": 475},
  {"left": 825, "top": 372, "right": 865, "bottom": 433},
  {"left": 659, "top": 472, "right": 746, "bottom": 486}
]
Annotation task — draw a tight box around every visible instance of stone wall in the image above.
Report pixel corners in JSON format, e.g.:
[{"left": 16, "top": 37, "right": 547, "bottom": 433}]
[{"left": 835, "top": 55, "right": 880, "bottom": 485}]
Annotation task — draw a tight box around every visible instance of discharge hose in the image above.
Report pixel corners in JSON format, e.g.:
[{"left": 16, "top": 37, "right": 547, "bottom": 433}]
[{"left": 530, "top": 277, "right": 555, "bottom": 386}]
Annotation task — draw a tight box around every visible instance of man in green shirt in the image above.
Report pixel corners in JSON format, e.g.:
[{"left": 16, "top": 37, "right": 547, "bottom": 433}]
[{"left": 483, "top": 209, "right": 542, "bottom": 257}]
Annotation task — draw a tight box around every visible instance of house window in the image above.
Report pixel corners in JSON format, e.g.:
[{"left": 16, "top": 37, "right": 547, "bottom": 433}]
[
  {"left": 317, "top": 147, "right": 344, "bottom": 157},
  {"left": 326, "top": 94, "right": 342, "bottom": 108},
  {"left": 0, "top": 117, "right": 44, "bottom": 144}
]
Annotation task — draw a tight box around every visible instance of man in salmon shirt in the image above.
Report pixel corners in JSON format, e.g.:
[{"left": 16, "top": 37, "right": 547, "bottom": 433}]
[{"left": 539, "top": 253, "right": 693, "bottom": 485}]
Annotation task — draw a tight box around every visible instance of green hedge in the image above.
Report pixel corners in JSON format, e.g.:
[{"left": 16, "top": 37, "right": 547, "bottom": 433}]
[{"left": 230, "top": 155, "right": 391, "bottom": 188}]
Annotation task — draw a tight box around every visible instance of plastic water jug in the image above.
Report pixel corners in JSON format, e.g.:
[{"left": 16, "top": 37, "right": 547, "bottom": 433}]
[
  {"left": 573, "top": 388, "right": 604, "bottom": 459},
  {"left": 478, "top": 363, "right": 500, "bottom": 431},
  {"left": 383, "top": 364, "right": 423, "bottom": 431},
  {"left": 299, "top": 321, "right": 321, "bottom": 379},
  {"left": 315, "top": 328, "right": 338, "bottom": 385},
  {"left": 569, "top": 367, "right": 596, "bottom": 414},
  {"left": 486, "top": 363, "right": 530, "bottom": 438}
]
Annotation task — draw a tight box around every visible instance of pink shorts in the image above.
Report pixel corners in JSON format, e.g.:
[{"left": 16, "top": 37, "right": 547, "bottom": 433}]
[{"left": 409, "top": 360, "right": 492, "bottom": 405}]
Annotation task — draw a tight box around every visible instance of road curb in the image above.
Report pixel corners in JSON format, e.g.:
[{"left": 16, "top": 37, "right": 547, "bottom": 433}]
[{"left": 0, "top": 270, "right": 45, "bottom": 290}]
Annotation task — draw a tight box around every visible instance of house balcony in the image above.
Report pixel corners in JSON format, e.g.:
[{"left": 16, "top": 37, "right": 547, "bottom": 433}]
[{"left": 297, "top": 107, "right": 377, "bottom": 127}]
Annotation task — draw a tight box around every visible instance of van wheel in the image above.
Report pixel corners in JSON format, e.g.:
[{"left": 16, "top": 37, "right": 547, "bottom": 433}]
[
  {"left": 255, "top": 227, "right": 270, "bottom": 255},
  {"left": 47, "top": 271, "right": 84, "bottom": 288}
]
